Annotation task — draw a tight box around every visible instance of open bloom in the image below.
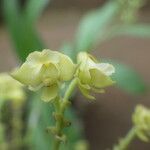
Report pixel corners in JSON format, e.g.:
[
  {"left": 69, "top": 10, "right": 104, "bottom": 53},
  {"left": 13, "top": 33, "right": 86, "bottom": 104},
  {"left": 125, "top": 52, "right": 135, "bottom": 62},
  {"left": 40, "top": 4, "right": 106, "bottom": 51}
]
[
  {"left": 132, "top": 105, "right": 150, "bottom": 142},
  {"left": 0, "top": 73, "right": 25, "bottom": 102},
  {"left": 76, "top": 52, "right": 115, "bottom": 99},
  {"left": 11, "top": 49, "right": 75, "bottom": 102}
]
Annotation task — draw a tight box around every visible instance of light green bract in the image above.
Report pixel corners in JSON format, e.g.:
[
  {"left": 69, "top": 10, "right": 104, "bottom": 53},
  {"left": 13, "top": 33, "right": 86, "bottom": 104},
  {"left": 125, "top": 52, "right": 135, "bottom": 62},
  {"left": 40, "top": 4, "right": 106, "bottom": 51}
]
[
  {"left": 132, "top": 105, "right": 150, "bottom": 142},
  {"left": 76, "top": 52, "right": 115, "bottom": 100},
  {"left": 0, "top": 73, "right": 25, "bottom": 102},
  {"left": 11, "top": 49, "right": 75, "bottom": 102}
]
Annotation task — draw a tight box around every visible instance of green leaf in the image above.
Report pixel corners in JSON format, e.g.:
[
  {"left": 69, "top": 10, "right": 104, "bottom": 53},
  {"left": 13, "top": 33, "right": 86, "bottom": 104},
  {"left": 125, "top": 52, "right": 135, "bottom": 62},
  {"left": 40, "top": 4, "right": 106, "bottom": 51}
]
[
  {"left": 106, "top": 60, "right": 148, "bottom": 94},
  {"left": 60, "top": 43, "right": 76, "bottom": 61},
  {"left": 75, "top": 1, "right": 118, "bottom": 52},
  {"left": 114, "top": 24, "right": 150, "bottom": 38},
  {"left": 24, "top": 0, "right": 50, "bottom": 23},
  {"left": 26, "top": 93, "right": 54, "bottom": 150},
  {"left": 3, "top": 0, "right": 44, "bottom": 62}
]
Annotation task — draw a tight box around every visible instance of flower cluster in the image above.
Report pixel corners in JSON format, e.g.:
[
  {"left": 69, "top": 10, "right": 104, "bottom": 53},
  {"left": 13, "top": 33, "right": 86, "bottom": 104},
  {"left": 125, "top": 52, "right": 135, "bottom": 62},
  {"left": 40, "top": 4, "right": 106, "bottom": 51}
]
[
  {"left": 0, "top": 73, "right": 25, "bottom": 102},
  {"left": 11, "top": 49, "right": 115, "bottom": 102},
  {"left": 132, "top": 105, "right": 150, "bottom": 142}
]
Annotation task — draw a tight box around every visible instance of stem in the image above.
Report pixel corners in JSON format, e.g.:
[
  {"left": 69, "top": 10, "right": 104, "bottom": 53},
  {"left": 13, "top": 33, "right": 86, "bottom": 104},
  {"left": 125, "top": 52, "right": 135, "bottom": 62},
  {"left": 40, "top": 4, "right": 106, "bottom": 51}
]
[
  {"left": 53, "top": 78, "right": 78, "bottom": 150},
  {"left": 62, "top": 78, "right": 78, "bottom": 113},
  {"left": 113, "top": 127, "right": 137, "bottom": 150}
]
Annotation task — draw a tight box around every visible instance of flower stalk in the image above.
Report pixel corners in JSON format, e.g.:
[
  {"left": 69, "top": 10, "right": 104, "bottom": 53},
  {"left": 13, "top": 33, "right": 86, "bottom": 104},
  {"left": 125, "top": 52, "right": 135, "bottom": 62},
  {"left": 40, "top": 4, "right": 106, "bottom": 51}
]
[
  {"left": 113, "top": 104, "right": 150, "bottom": 150},
  {"left": 113, "top": 127, "right": 137, "bottom": 150},
  {"left": 53, "top": 78, "right": 78, "bottom": 150}
]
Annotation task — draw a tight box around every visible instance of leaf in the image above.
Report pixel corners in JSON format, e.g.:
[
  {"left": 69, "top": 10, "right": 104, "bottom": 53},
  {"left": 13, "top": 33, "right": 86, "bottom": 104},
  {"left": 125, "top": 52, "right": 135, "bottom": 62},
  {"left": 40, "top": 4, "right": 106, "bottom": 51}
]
[
  {"left": 113, "top": 24, "right": 150, "bottom": 38},
  {"left": 26, "top": 93, "right": 54, "bottom": 150},
  {"left": 3, "top": 0, "right": 44, "bottom": 61},
  {"left": 75, "top": 1, "right": 118, "bottom": 52},
  {"left": 105, "top": 60, "right": 148, "bottom": 94},
  {"left": 60, "top": 43, "right": 76, "bottom": 61},
  {"left": 24, "top": 0, "right": 50, "bottom": 23}
]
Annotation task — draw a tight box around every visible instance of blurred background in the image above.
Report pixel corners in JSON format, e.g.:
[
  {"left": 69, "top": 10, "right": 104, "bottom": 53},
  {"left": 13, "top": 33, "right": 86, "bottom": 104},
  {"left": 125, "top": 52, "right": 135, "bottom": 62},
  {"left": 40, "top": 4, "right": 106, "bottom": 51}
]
[{"left": 0, "top": 0, "right": 150, "bottom": 150}]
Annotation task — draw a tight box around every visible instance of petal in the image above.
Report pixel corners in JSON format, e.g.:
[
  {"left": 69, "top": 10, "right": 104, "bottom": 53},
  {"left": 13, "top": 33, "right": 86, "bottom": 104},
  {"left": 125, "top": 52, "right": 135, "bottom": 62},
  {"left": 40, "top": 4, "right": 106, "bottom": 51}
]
[
  {"left": 77, "top": 52, "right": 98, "bottom": 67},
  {"left": 28, "top": 83, "right": 44, "bottom": 91},
  {"left": 59, "top": 53, "right": 76, "bottom": 81},
  {"left": 92, "top": 87, "right": 105, "bottom": 93},
  {"left": 78, "top": 79, "right": 95, "bottom": 100},
  {"left": 77, "top": 52, "right": 88, "bottom": 64},
  {"left": 137, "top": 130, "right": 149, "bottom": 142},
  {"left": 90, "top": 68, "right": 115, "bottom": 88},
  {"left": 78, "top": 69, "right": 91, "bottom": 84},
  {"left": 88, "top": 54, "right": 99, "bottom": 63},
  {"left": 27, "top": 49, "right": 60, "bottom": 65},
  {"left": 26, "top": 51, "right": 43, "bottom": 64},
  {"left": 41, "top": 84, "right": 58, "bottom": 102},
  {"left": 77, "top": 55, "right": 91, "bottom": 84},
  {"left": 42, "top": 49, "right": 60, "bottom": 64},
  {"left": 97, "top": 63, "right": 115, "bottom": 76},
  {"left": 78, "top": 80, "right": 91, "bottom": 90},
  {"left": 11, "top": 62, "right": 42, "bottom": 87},
  {"left": 41, "top": 63, "right": 59, "bottom": 85},
  {"left": 79, "top": 85, "right": 95, "bottom": 100}
]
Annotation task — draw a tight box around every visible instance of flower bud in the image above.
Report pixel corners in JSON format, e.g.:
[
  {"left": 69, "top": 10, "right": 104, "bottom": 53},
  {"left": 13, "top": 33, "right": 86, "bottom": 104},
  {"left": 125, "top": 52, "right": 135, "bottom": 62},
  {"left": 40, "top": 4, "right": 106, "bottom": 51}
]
[
  {"left": 11, "top": 49, "right": 75, "bottom": 102},
  {"left": 0, "top": 73, "right": 25, "bottom": 102},
  {"left": 132, "top": 105, "right": 150, "bottom": 142},
  {"left": 76, "top": 52, "right": 115, "bottom": 99},
  {"left": 75, "top": 140, "right": 89, "bottom": 150}
]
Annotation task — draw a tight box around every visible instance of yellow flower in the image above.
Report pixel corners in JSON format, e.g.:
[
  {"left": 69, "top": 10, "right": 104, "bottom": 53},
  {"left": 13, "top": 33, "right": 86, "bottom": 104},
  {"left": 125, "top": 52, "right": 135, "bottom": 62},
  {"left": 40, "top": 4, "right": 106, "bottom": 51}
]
[
  {"left": 0, "top": 73, "right": 25, "bottom": 102},
  {"left": 11, "top": 49, "right": 75, "bottom": 102},
  {"left": 76, "top": 52, "right": 115, "bottom": 99},
  {"left": 132, "top": 105, "right": 150, "bottom": 142},
  {"left": 75, "top": 140, "right": 89, "bottom": 150}
]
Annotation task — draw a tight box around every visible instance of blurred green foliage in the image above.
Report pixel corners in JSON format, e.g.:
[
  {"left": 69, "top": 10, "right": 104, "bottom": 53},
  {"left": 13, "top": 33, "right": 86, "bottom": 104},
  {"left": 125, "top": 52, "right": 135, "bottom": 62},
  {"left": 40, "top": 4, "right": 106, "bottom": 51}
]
[
  {"left": 2, "top": 0, "right": 150, "bottom": 149},
  {"left": 106, "top": 60, "right": 147, "bottom": 94},
  {"left": 3, "top": 0, "right": 45, "bottom": 61},
  {"left": 75, "top": 1, "right": 118, "bottom": 52}
]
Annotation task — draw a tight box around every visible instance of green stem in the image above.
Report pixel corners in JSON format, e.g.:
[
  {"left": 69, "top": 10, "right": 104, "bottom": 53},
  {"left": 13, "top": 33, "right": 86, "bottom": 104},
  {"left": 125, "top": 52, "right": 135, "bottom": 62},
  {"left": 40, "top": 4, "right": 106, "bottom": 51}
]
[
  {"left": 113, "top": 127, "right": 137, "bottom": 150},
  {"left": 53, "top": 78, "right": 78, "bottom": 150}
]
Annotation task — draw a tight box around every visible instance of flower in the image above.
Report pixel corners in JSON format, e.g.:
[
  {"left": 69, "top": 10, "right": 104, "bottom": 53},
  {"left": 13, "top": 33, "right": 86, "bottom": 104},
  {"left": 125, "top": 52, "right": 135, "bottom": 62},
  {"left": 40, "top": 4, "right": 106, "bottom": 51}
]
[
  {"left": 0, "top": 73, "right": 25, "bottom": 102},
  {"left": 75, "top": 140, "right": 89, "bottom": 150},
  {"left": 76, "top": 52, "right": 115, "bottom": 100},
  {"left": 11, "top": 49, "right": 75, "bottom": 102},
  {"left": 132, "top": 105, "right": 150, "bottom": 142}
]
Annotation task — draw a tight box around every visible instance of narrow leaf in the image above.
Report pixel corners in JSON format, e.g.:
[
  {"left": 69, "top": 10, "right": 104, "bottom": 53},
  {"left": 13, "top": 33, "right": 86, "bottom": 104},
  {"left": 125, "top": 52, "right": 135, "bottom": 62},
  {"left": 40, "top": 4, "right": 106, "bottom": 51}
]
[
  {"left": 75, "top": 1, "right": 118, "bottom": 52},
  {"left": 114, "top": 24, "right": 150, "bottom": 38},
  {"left": 3, "top": 0, "right": 44, "bottom": 61},
  {"left": 60, "top": 43, "right": 76, "bottom": 61},
  {"left": 25, "top": 0, "right": 50, "bottom": 23},
  {"left": 106, "top": 60, "right": 148, "bottom": 94}
]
